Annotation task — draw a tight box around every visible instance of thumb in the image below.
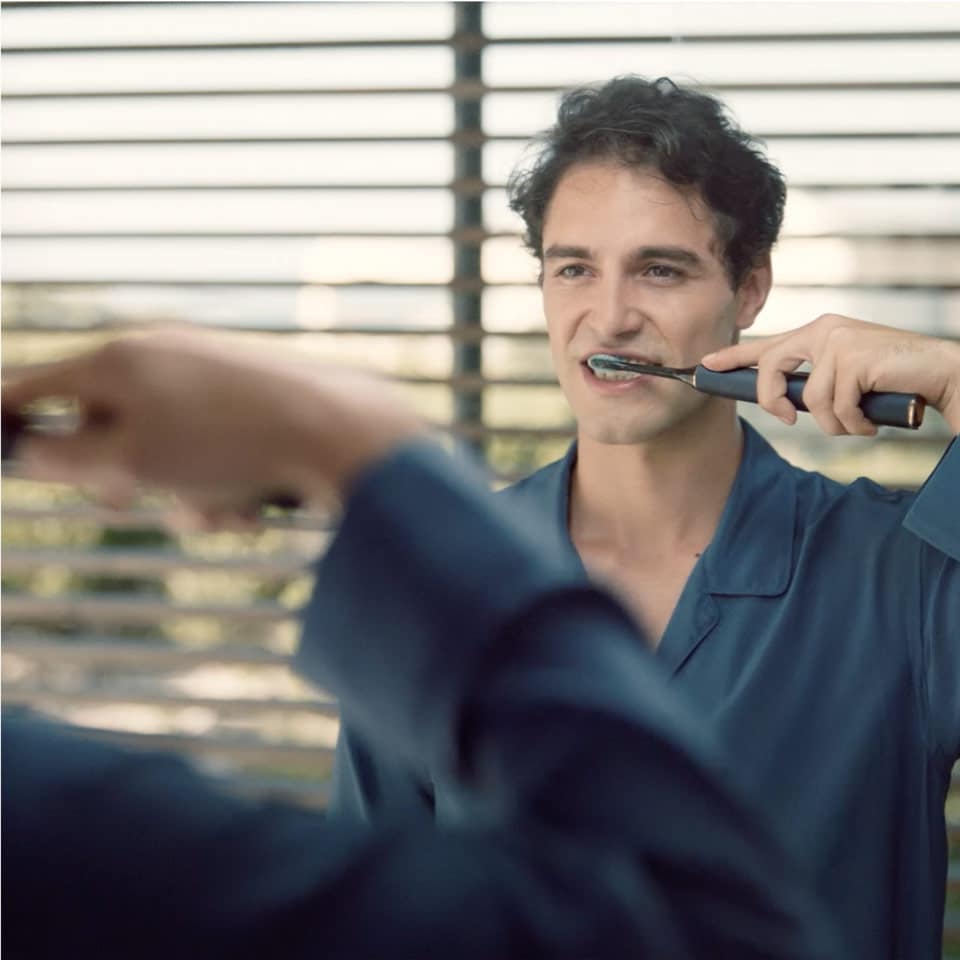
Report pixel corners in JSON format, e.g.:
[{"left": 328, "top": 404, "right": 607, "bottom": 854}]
[{"left": 2, "top": 357, "right": 101, "bottom": 411}]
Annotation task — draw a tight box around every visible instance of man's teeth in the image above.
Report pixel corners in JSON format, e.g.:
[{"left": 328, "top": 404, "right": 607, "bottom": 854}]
[{"left": 591, "top": 368, "right": 643, "bottom": 381}]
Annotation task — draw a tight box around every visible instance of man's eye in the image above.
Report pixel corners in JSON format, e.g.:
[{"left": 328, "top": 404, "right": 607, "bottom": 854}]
[
  {"left": 558, "top": 264, "right": 588, "bottom": 279},
  {"left": 645, "top": 264, "right": 682, "bottom": 280}
]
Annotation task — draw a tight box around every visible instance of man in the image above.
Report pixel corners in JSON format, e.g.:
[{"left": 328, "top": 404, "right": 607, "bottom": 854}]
[
  {"left": 332, "top": 76, "right": 960, "bottom": 957},
  {"left": 1, "top": 333, "right": 841, "bottom": 958}
]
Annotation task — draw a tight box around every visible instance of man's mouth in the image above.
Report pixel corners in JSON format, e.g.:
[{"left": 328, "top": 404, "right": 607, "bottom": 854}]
[{"left": 583, "top": 353, "right": 663, "bottom": 382}]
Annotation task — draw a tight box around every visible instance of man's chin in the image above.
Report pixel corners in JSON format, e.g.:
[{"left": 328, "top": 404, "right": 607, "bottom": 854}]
[
  {"left": 572, "top": 388, "right": 720, "bottom": 446},
  {"left": 578, "top": 417, "right": 669, "bottom": 446},
  {"left": 576, "top": 402, "right": 712, "bottom": 446}
]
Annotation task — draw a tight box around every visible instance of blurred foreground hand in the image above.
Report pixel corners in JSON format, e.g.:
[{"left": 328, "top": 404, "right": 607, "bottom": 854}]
[{"left": 1, "top": 330, "right": 426, "bottom": 525}]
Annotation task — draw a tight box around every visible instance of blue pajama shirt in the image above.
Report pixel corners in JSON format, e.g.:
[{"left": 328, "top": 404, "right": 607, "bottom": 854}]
[
  {"left": 333, "top": 422, "right": 960, "bottom": 958},
  {"left": 2, "top": 441, "right": 841, "bottom": 959}
]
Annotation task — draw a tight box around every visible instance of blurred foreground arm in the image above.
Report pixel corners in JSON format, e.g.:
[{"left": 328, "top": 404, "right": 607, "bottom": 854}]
[
  {"left": 0, "top": 330, "right": 424, "bottom": 517},
  {"left": 2, "top": 332, "right": 839, "bottom": 958}
]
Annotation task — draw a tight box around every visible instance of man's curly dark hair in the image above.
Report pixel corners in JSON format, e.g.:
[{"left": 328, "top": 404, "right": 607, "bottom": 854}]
[{"left": 506, "top": 76, "right": 786, "bottom": 289}]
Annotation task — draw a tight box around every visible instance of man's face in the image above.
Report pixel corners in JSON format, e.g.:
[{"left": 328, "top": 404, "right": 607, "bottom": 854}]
[{"left": 540, "top": 161, "right": 770, "bottom": 445}]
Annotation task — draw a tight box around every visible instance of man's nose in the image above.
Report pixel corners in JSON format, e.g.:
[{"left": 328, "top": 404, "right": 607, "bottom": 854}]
[{"left": 588, "top": 276, "right": 647, "bottom": 341}]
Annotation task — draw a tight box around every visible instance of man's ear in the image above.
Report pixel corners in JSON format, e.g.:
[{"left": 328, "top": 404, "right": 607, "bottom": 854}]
[{"left": 734, "top": 255, "right": 773, "bottom": 333}]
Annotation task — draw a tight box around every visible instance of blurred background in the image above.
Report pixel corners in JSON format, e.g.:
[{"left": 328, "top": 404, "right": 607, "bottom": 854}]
[{"left": 2, "top": 1, "right": 958, "bottom": 949}]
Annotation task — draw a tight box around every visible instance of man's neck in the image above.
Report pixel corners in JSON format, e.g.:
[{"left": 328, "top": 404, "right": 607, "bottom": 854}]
[{"left": 569, "top": 401, "right": 744, "bottom": 562}]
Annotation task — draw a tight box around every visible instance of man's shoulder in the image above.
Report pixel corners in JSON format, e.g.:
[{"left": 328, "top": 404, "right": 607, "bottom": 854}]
[
  {"left": 767, "top": 441, "right": 916, "bottom": 539},
  {"left": 496, "top": 455, "right": 569, "bottom": 503},
  {"left": 738, "top": 423, "right": 917, "bottom": 550},
  {"left": 494, "top": 454, "right": 576, "bottom": 558}
]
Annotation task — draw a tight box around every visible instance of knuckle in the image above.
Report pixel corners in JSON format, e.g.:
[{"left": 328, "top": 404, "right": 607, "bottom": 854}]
[
  {"left": 814, "top": 313, "right": 843, "bottom": 330},
  {"left": 824, "top": 324, "right": 856, "bottom": 351},
  {"left": 801, "top": 381, "right": 828, "bottom": 409},
  {"left": 97, "top": 337, "right": 128, "bottom": 365},
  {"left": 836, "top": 411, "right": 863, "bottom": 434},
  {"left": 756, "top": 373, "right": 783, "bottom": 407},
  {"left": 755, "top": 352, "right": 784, "bottom": 377},
  {"left": 97, "top": 337, "right": 138, "bottom": 376}
]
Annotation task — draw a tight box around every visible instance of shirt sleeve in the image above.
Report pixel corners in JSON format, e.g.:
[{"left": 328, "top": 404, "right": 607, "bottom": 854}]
[
  {"left": 295, "top": 439, "right": 840, "bottom": 956},
  {"left": 2, "top": 440, "right": 842, "bottom": 960},
  {"left": 328, "top": 722, "right": 435, "bottom": 821}
]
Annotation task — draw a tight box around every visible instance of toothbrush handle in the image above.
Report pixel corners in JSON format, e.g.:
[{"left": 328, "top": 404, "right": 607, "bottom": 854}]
[{"left": 693, "top": 365, "right": 925, "bottom": 430}]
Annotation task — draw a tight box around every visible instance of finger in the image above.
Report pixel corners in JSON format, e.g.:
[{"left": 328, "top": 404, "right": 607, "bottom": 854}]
[
  {"left": 800, "top": 353, "right": 846, "bottom": 436},
  {"left": 165, "top": 503, "right": 212, "bottom": 533},
  {"left": 88, "top": 470, "right": 139, "bottom": 511},
  {"left": 755, "top": 350, "right": 805, "bottom": 424},
  {"left": 834, "top": 372, "right": 877, "bottom": 437},
  {"left": 165, "top": 507, "right": 217, "bottom": 533},
  {"left": 193, "top": 506, "right": 263, "bottom": 533},
  {"left": 16, "top": 427, "right": 126, "bottom": 488},
  {"left": 2, "top": 357, "right": 105, "bottom": 412},
  {"left": 168, "top": 493, "right": 265, "bottom": 532},
  {"left": 700, "top": 338, "right": 776, "bottom": 371}
]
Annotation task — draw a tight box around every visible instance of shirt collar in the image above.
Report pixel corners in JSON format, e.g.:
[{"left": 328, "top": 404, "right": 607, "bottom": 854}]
[
  {"left": 529, "top": 419, "right": 797, "bottom": 598},
  {"left": 701, "top": 421, "right": 797, "bottom": 597}
]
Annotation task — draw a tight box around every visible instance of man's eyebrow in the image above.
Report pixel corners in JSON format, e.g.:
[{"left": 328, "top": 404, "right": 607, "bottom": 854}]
[
  {"left": 543, "top": 244, "right": 594, "bottom": 260},
  {"left": 625, "top": 246, "right": 705, "bottom": 268},
  {"left": 543, "top": 244, "right": 706, "bottom": 269}
]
